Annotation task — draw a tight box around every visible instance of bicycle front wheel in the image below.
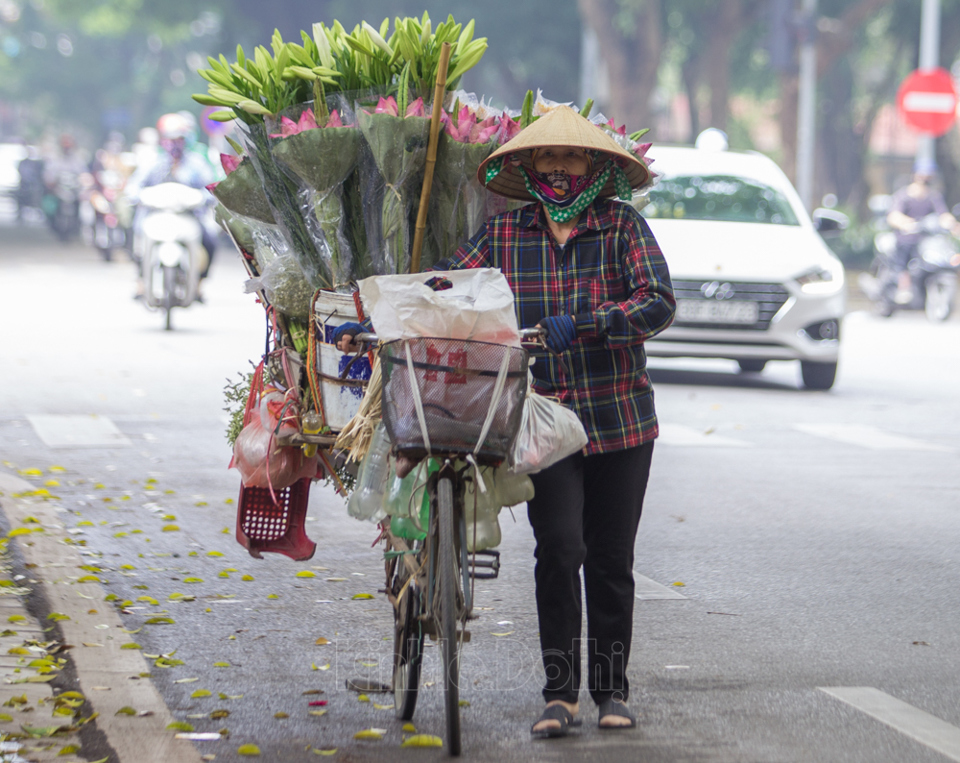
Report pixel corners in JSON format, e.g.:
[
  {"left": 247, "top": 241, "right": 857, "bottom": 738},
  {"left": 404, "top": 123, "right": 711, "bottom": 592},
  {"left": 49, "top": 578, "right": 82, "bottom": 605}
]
[
  {"left": 437, "top": 475, "right": 462, "bottom": 756},
  {"left": 393, "top": 582, "right": 423, "bottom": 720}
]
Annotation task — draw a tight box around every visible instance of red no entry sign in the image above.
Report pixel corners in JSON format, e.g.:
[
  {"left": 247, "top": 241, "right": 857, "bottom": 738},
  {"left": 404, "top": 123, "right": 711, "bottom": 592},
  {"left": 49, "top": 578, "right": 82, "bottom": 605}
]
[{"left": 896, "top": 68, "right": 958, "bottom": 136}]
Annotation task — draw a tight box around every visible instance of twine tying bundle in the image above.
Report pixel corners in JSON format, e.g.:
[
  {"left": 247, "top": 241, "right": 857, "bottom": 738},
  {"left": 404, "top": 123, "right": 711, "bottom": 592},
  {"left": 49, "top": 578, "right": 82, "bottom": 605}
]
[{"left": 333, "top": 355, "right": 383, "bottom": 463}]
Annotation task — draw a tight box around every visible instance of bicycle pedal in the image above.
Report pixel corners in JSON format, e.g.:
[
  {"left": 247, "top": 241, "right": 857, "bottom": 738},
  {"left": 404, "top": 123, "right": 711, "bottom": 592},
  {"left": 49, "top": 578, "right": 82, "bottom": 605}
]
[{"left": 468, "top": 549, "right": 500, "bottom": 580}]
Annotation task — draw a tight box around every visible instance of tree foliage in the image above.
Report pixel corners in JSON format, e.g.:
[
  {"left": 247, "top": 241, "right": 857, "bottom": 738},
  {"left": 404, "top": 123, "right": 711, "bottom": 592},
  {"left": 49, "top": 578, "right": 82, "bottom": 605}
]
[{"left": 0, "top": 0, "right": 582, "bottom": 142}]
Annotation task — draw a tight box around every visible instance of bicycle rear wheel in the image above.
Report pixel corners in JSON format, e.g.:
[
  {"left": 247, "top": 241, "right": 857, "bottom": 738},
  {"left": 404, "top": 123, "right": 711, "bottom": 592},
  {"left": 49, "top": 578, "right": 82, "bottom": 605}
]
[{"left": 437, "top": 475, "right": 462, "bottom": 755}]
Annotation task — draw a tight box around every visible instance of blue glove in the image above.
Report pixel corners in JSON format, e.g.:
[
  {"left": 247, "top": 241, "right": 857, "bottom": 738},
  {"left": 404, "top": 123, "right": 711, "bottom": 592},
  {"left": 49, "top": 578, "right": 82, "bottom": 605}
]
[
  {"left": 538, "top": 315, "right": 577, "bottom": 353},
  {"left": 332, "top": 321, "right": 365, "bottom": 344}
]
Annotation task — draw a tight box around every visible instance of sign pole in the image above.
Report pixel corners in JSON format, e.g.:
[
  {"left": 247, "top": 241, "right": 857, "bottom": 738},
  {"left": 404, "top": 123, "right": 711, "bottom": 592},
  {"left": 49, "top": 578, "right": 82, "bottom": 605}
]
[
  {"left": 916, "top": 0, "right": 941, "bottom": 171},
  {"left": 796, "top": 0, "right": 817, "bottom": 212}
]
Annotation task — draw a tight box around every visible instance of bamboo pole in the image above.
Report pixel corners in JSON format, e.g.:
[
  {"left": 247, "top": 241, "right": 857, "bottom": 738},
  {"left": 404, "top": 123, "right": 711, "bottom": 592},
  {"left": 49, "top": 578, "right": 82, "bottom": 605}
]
[{"left": 410, "top": 42, "right": 451, "bottom": 274}]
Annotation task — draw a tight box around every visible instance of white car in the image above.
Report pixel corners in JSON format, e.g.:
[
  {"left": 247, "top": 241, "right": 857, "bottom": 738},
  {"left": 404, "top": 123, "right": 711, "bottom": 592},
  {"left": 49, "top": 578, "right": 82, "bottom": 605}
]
[{"left": 640, "top": 144, "right": 846, "bottom": 390}]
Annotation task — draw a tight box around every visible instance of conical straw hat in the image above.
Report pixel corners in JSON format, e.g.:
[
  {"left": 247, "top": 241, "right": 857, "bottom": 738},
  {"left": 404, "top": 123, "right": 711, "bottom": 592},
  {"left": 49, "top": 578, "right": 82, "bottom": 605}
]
[{"left": 478, "top": 105, "right": 651, "bottom": 201}]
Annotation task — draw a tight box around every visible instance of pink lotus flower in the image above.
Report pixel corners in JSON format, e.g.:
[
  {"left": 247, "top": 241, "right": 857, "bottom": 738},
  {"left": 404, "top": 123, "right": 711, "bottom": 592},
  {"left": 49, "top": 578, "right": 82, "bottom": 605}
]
[
  {"left": 405, "top": 97, "right": 425, "bottom": 118},
  {"left": 605, "top": 117, "right": 627, "bottom": 136},
  {"left": 443, "top": 105, "right": 475, "bottom": 143},
  {"left": 326, "top": 109, "right": 344, "bottom": 127},
  {"left": 297, "top": 109, "right": 318, "bottom": 131},
  {"left": 441, "top": 105, "right": 498, "bottom": 144},
  {"left": 374, "top": 95, "right": 399, "bottom": 116},
  {"left": 220, "top": 153, "right": 242, "bottom": 175},
  {"left": 633, "top": 142, "right": 652, "bottom": 158},
  {"left": 497, "top": 114, "right": 522, "bottom": 144},
  {"left": 270, "top": 115, "right": 301, "bottom": 139},
  {"left": 473, "top": 116, "right": 499, "bottom": 144}
]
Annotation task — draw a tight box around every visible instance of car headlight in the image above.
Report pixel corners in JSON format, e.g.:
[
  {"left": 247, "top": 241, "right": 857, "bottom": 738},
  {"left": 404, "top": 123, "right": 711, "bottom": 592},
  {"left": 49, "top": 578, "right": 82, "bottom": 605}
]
[{"left": 796, "top": 266, "right": 842, "bottom": 294}]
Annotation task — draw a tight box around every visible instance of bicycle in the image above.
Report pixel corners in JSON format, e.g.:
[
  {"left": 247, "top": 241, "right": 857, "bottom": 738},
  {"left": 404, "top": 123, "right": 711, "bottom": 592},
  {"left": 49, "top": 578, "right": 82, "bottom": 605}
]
[{"left": 358, "top": 330, "right": 541, "bottom": 755}]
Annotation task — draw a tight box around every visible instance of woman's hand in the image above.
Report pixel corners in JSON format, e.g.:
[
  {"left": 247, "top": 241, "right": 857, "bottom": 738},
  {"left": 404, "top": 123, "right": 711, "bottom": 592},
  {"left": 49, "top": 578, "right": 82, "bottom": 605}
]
[
  {"left": 537, "top": 315, "right": 578, "bottom": 353},
  {"left": 332, "top": 322, "right": 365, "bottom": 353}
]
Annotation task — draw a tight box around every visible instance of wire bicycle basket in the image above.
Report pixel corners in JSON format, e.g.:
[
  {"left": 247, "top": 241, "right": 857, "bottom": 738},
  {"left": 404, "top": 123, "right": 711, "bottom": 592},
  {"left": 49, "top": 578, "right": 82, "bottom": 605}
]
[{"left": 379, "top": 337, "right": 528, "bottom": 464}]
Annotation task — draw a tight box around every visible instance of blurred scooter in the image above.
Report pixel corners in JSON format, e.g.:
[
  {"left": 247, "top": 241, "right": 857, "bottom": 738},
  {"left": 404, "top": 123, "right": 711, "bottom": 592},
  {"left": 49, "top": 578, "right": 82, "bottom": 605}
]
[
  {"left": 43, "top": 168, "right": 82, "bottom": 242},
  {"left": 859, "top": 213, "right": 960, "bottom": 321},
  {"left": 134, "top": 182, "right": 209, "bottom": 330},
  {"left": 84, "top": 168, "right": 128, "bottom": 261}
]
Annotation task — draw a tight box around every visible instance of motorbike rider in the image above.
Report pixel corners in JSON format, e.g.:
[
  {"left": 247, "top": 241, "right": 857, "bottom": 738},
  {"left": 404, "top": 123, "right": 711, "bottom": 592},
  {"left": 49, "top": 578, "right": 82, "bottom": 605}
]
[
  {"left": 127, "top": 113, "right": 216, "bottom": 298},
  {"left": 42, "top": 134, "right": 88, "bottom": 238},
  {"left": 16, "top": 143, "right": 45, "bottom": 222},
  {"left": 886, "top": 159, "right": 960, "bottom": 304}
]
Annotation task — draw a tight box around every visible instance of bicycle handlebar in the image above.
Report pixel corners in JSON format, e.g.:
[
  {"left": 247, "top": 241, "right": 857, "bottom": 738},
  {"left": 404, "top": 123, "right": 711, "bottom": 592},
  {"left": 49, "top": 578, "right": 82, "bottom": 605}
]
[{"left": 351, "top": 327, "right": 544, "bottom": 347}]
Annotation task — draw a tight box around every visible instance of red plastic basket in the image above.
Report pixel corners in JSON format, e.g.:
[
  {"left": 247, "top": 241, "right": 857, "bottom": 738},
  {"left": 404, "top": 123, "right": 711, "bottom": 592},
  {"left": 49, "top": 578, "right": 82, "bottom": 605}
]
[{"left": 235, "top": 478, "right": 316, "bottom": 561}]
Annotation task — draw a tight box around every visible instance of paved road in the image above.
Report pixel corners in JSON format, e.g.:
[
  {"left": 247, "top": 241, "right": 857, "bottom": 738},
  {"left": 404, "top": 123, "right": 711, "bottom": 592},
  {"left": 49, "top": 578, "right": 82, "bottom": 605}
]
[{"left": 2, "top": 227, "right": 960, "bottom": 762}]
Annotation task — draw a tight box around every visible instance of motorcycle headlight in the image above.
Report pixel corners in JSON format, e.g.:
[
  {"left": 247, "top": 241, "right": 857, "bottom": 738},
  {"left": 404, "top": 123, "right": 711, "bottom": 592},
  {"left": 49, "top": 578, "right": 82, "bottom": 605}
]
[{"left": 796, "top": 266, "right": 843, "bottom": 294}]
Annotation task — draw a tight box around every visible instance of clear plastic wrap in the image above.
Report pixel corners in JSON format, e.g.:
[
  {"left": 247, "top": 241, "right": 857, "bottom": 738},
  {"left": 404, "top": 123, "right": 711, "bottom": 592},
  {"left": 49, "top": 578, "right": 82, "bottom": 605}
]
[
  {"left": 236, "top": 118, "right": 331, "bottom": 290},
  {"left": 244, "top": 250, "right": 314, "bottom": 321}
]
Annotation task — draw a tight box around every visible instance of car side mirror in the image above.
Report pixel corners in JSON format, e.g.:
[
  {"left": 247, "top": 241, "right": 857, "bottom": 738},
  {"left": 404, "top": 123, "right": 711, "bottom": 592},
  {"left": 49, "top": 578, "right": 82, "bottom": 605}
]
[{"left": 812, "top": 208, "right": 849, "bottom": 237}]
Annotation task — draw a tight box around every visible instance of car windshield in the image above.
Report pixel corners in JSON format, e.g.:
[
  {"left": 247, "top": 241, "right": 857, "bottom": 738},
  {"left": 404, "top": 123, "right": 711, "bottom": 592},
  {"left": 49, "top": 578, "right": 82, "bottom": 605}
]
[{"left": 640, "top": 174, "right": 800, "bottom": 225}]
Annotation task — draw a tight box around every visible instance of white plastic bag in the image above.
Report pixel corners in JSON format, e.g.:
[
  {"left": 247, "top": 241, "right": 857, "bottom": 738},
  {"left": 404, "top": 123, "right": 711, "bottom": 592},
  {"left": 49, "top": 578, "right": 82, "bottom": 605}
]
[
  {"left": 358, "top": 268, "right": 520, "bottom": 346},
  {"left": 508, "top": 391, "right": 588, "bottom": 475}
]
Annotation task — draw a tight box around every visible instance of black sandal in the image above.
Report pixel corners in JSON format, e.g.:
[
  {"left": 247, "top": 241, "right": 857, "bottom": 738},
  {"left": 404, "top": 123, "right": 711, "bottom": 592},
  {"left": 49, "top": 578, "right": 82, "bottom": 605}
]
[
  {"left": 598, "top": 698, "right": 637, "bottom": 729},
  {"left": 530, "top": 704, "right": 582, "bottom": 738}
]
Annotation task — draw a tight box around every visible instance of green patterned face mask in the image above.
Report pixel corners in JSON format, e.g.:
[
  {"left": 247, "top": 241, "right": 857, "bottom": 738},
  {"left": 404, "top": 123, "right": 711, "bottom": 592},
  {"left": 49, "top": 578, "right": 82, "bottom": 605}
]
[{"left": 484, "top": 155, "right": 634, "bottom": 223}]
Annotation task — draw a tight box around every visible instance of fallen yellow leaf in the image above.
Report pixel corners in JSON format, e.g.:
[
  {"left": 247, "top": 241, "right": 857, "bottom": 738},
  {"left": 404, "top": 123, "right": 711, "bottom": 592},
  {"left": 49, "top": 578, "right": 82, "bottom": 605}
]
[
  {"left": 353, "top": 729, "right": 384, "bottom": 740},
  {"left": 237, "top": 744, "right": 260, "bottom": 755},
  {"left": 401, "top": 734, "right": 443, "bottom": 748}
]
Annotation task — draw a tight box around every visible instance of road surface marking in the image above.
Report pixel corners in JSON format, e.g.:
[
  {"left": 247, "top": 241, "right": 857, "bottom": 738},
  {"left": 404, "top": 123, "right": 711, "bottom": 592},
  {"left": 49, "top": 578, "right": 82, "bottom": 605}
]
[
  {"left": 820, "top": 687, "right": 960, "bottom": 761},
  {"left": 795, "top": 423, "right": 952, "bottom": 452},
  {"left": 634, "top": 573, "right": 687, "bottom": 600},
  {"left": 657, "top": 423, "right": 751, "bottom": 447},
  {"left": 27, "top": 414, "right": 132, "bottom": 448}
]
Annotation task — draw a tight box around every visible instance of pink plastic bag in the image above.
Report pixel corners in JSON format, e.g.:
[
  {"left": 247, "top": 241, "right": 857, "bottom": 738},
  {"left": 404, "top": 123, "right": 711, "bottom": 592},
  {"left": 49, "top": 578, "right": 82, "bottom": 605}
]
[
  {"left": 228, "top": 355, "right": 318, "bottom": 490},
  {"left": 231, "top": 414, "right": 318, "bottom": 489}
]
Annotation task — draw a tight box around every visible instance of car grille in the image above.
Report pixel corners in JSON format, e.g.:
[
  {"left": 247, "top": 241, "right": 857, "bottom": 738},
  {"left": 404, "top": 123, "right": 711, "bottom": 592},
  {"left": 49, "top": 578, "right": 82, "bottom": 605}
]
[{"left": 671, "top": 280, "right": 790, "bottom": 330}]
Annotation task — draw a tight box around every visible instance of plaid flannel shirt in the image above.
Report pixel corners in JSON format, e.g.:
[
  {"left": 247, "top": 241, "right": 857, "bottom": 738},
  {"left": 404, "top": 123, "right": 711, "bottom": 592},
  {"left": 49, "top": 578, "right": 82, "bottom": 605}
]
[{"left": 436, "top": 198, "right": 676, "bottom": 455}]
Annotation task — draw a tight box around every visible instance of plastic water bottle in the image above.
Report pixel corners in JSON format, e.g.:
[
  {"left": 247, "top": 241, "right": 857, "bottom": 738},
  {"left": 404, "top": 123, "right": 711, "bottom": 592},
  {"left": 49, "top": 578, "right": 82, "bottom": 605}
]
[
  {"left": 464, "top": 469, "right": 502, "bottom": 552},
  {"left": 388, "top": 461, "right": 430, "bottom": 540},
  {"left": 347, "top": 424, "right": 390, "bottom": 522}
]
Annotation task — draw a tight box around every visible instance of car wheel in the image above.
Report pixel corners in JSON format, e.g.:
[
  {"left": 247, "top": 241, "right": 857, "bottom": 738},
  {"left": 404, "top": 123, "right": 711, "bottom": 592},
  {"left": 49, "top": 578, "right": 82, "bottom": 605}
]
[
  {"left": 737, "top": 359, "right": 767, "bottom": 373},
  {"left": 800, "top": 361, "right": 837, "bottom": 390}
]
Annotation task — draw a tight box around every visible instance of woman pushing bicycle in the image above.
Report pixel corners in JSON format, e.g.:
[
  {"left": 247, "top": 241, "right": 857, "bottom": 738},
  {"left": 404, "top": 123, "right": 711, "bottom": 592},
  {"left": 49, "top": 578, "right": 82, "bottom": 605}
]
[{"left": 338, "top": 105, "right": 676, "bottom": 738}]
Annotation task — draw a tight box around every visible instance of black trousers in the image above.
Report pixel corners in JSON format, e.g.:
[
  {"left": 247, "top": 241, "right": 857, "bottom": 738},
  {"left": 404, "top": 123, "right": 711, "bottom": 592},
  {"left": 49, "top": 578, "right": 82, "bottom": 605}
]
[{"left": 527, "top": 442, "right": 654, "bottom": 705}]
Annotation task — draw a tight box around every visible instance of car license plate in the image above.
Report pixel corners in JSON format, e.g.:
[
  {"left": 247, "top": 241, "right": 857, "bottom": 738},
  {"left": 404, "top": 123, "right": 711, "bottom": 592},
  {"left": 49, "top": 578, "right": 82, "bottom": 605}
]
[{"left": 676, "top": 299, "right": 759, "bottom": 324}]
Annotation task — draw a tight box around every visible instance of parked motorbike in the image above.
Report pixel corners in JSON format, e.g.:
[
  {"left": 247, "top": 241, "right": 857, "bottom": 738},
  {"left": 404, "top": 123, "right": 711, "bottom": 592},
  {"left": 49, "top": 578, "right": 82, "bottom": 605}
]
[
  {"left": 83, "top": 168, "right": 128, "bottom": 261},
  {"left": 859, "top": 214, "right": 960, "bottom": 322},
  {"left": 134, "top": 182, "right": 209, "bottom": 330},
  {"left": 42, "top": 169, "right": 83, "bottom": 242}
]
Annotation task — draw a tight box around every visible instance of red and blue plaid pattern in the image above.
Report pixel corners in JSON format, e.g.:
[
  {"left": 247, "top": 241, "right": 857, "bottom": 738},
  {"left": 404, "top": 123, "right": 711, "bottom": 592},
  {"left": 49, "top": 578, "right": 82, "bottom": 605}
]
[{"left": 435, "top": 198, "right": 675, "bottom": 454}]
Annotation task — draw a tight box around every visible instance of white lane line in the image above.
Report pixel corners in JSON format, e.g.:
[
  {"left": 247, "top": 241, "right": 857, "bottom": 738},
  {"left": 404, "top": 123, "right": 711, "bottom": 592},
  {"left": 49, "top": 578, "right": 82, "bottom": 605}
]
[
  {"left": 26, "top": 414, "right": 132, "bottom": 448},
  {"left": 820, "top": 687, "right": 960, "bottom": 761},
  {"left": 657, "top": 423, "right": 752, "bottom": 448},
  {"left": 634, "top": 573, "right": 687, "bottom": 600},
  {"left": 795, "top": 423, "right": 953, "bottom": 452}
]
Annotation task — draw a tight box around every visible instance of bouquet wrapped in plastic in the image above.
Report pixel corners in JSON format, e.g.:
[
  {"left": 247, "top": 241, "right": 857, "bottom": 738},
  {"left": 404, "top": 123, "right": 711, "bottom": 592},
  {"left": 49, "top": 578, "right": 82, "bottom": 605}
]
[
  {"left": 269, "top": 99, "right": 364, "bottom": 288},
  {"left": 357, "top": 97, "right": 432, "bottom": 275}
]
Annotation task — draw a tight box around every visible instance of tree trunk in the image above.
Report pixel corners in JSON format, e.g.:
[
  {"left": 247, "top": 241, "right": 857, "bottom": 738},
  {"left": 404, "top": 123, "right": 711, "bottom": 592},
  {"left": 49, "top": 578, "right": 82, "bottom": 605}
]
[
  {"left": 577, "top": 0, "right": 663, "bottom": 131},
  {"left": 681, "top": 57, "right": 702, "bottom": 142},
  {"left": 779, "top": 72, "right": 799, "bottom": 182},
  {"left": 703, "top": 0, "right": 743, "bottom": 132}
]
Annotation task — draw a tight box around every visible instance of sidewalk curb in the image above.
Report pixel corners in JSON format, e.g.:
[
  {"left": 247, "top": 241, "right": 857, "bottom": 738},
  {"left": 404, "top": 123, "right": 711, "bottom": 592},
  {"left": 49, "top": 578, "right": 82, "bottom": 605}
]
[{"left": 0, "top": 473, "right": 204, "bottom": 763}]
